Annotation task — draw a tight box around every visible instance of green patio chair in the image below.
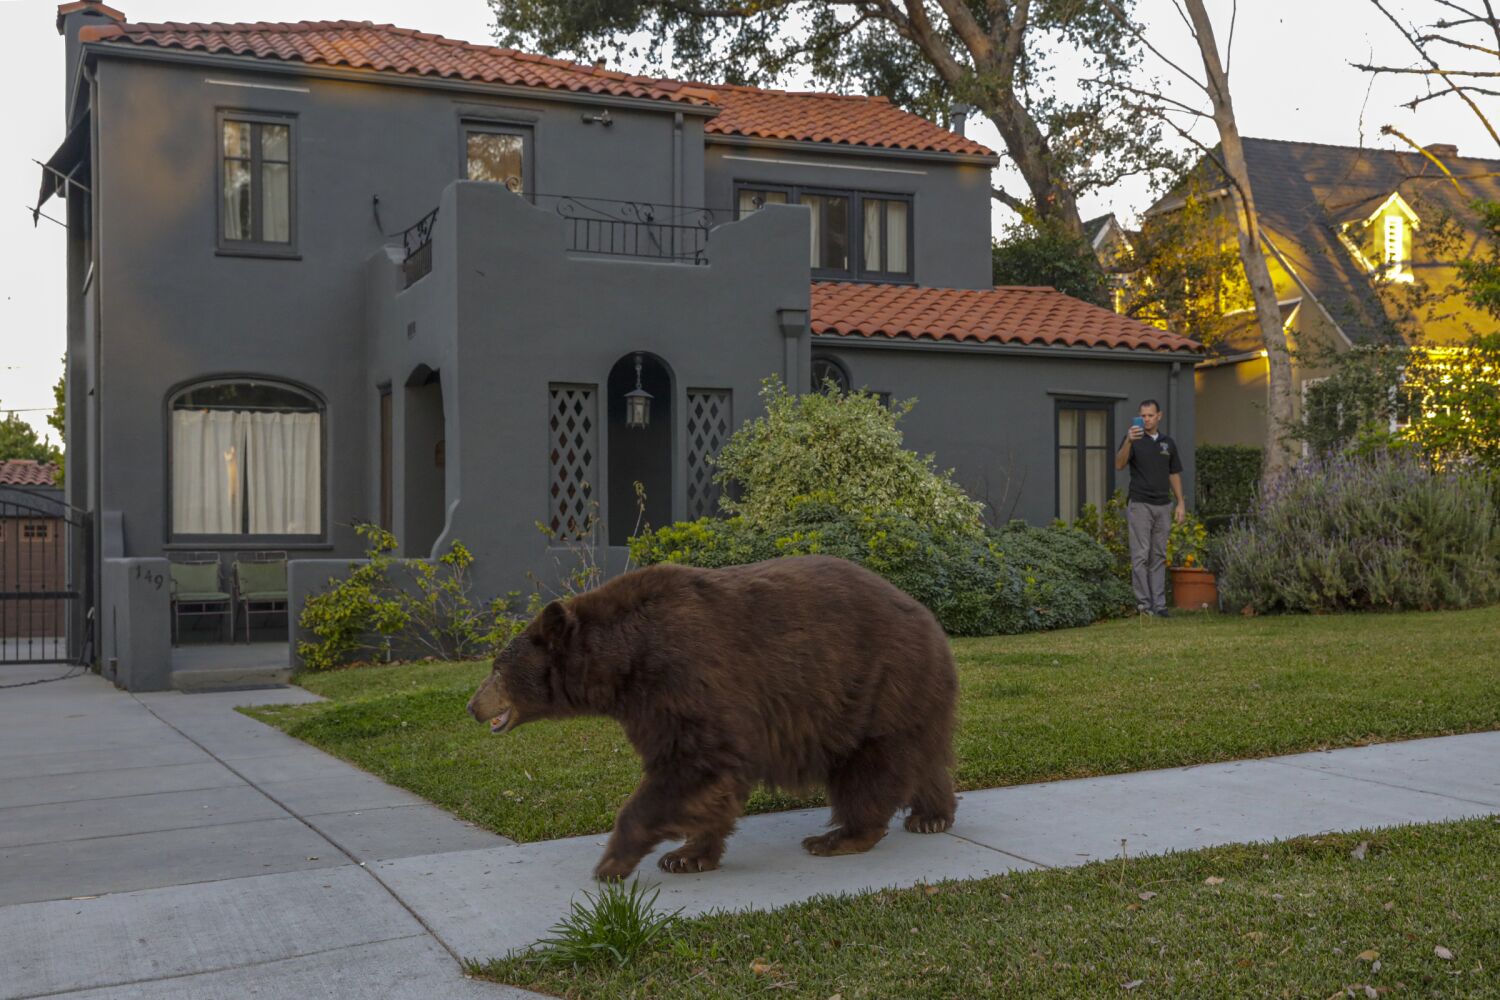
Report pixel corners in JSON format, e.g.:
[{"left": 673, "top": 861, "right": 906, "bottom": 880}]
[
  {"left": 233, "top": 553, "right": 289, "bottom": 643},
  {"left": 169, "top": 555, "right": 232, "bottom": 644}
]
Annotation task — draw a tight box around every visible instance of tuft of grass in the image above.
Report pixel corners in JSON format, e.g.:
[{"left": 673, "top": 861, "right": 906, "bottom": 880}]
[
  {"left": 242, "top": 605, "right": 1500, "bottom": 842},
  {"left": 488, "top": 878, "right": 681, "bottom": 970},
  {"left": 472, "top": 817, "right": 1500, "bottom": 999}
]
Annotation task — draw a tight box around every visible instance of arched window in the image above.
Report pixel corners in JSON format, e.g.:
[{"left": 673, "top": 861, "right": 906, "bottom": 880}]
[
  {"left": 169, "top": 379, "right": 323, "bottom": 538},
  {"left": 811, "top": 355, "right": 851, "bottom": 394}
]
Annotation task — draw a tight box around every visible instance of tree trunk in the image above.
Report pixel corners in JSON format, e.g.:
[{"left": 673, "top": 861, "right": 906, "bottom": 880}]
[{"left": 1182, "top": 0, "right": 1297, "bottom": 487}]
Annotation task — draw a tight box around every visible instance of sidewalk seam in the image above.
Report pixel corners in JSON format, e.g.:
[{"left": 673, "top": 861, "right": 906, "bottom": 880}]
[
  {"left": 939, "top": 830, "right": 1053, "bottom": 870},
  {"left": 11, "top": 932, "right": 428, "bottom": 1000},
  {"left": 129, "top": 694, "right": 471, "bottom": 968},
  {"left": 1261, "top": 757, "right": 1500, "bottom": 809}
]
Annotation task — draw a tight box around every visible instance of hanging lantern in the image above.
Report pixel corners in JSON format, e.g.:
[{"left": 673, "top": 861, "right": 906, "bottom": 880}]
[{"left": 624, "top": 353, "right": 653, "bottom": 429}]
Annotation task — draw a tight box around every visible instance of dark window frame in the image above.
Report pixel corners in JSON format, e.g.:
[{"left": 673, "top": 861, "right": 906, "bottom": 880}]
[
  {"left": 734, "top": 182, "right": 915, "bottom": 283},
  {"left": 215, "top": 110, "right": 299, "bottom": 258},
  {"left": 164, "top": 376, "right": 328, "bottom": 546},
  {"left": 1054, "top": 399, "right": 1115, "bottom": 522},
  {"left": 810, "top": 354, "right": 851, "bottom": 394},
  {"left": 459, "top": 121, "right": 534, "bottom": 195}
]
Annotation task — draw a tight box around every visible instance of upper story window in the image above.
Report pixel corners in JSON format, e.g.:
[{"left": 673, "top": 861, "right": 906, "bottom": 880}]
[
  {"left": 737, "top": 183, "right": 914, "bottom": 281},
  {"left": 219, "top": 113, "right": 295, "bottom": 252},
  {"left": 169, "top": 380, "right": 323, "bottom": 539},
  {"left": 465, "top": 126, "right": 528, "bottom": 192},
  {"left": 1338, "top": 191, "right": 1418, "bottom": 284}
]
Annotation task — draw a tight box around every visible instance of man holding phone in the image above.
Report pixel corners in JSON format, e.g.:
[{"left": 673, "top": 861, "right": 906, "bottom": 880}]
[{"left": 1115, "top": 399, "right": 1186, "bottom": 617}]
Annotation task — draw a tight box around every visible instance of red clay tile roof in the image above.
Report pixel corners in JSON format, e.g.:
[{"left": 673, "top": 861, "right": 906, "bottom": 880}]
[
  {"left": 82, "top": 20, "right": 711, "bottom": 105},
  {"left": 695, "top": 83, "right": 994, "bottom": 157},
  {"left": 79, "top": 17, "right": 993, "bottom": 157},
  {"left": 0, "top": 460, "right": 59, "bottom": 486},
  {"left": 811, "top": 283, "right": 1203, "bottom": 353}
]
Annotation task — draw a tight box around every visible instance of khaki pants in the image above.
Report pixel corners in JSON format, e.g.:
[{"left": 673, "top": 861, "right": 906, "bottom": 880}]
[{"left": 1127, "top": 501, "right": 1172, "bottom": 613}]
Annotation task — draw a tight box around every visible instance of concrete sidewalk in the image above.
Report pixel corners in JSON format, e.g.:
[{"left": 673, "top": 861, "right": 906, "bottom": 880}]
[
  {"left": 0, "top": 663, "right": 527, "bottom": 1000},
  {"left": 2, "top": 663, "right": 1498, "bottom": 998}
]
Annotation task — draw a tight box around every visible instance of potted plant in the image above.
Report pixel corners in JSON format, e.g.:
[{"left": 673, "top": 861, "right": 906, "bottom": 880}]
[{"left": 1167, "top": 512, "right": 1218, "bottom": 610}]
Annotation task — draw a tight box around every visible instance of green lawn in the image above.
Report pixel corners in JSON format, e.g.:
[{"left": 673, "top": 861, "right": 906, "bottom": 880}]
[
  {"left": 244, "top": 606, "right": 1500, "bottom": 843},
  {"left": 472, "top": 818, "right": 1500, "bottom": 999}
]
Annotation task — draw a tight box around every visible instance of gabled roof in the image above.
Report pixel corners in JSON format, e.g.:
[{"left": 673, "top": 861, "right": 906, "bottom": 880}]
[
  {"left": 1170, "top": 138, "right": 1500, "bottom": 345},
  {"left": 79, "top": 17, "right": 995, "bottom": 158},
  {"left": 0, "top": 460, "right": 59, "bottom": 486},
  {"left": 811, "top": 283, "right": 1203, "bottom": 354}
]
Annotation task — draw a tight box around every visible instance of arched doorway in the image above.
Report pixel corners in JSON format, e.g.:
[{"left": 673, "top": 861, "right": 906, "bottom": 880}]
[
  {"left": 607, "top": 353, "right": 672, "bottom": 545},
  {"left": 403, "top": 365, "right": 446, "bottom": 556}
]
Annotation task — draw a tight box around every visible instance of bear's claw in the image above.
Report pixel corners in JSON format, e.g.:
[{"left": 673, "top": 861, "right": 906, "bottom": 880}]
[
  {"left": 658, "top": 850, "right": 720, "bottom": 874},
  {"left": 904, "top": 815, "right": 954, "bottom": 834}
]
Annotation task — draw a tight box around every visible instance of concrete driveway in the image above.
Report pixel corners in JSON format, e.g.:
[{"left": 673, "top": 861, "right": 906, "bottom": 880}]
[{"left": 0, "top": 663, "right": 530, "bottom": 1000}]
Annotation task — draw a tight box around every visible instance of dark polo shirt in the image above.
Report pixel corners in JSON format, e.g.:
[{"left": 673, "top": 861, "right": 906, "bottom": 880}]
[{"left": 1125, "top": 432, "right": 1183, "bottom": 505}]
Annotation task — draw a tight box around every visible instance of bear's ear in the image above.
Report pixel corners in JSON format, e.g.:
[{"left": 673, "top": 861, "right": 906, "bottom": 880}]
[{"left": 538, "top": 600, "right": 575, "bottom": 651}]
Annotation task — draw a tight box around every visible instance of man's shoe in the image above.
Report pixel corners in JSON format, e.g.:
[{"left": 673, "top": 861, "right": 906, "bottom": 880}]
[{"left": 1154, "top": 608, "right": 1172, "bottom": 619}]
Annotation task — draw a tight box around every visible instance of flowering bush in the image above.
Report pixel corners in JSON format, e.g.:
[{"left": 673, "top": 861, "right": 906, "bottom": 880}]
[
  {"left": 1216, "top": 452, "right": 1500, "bottom": 614},
  {"left": 1167, "top": 512, "right": 1210, "bottom": 569}
]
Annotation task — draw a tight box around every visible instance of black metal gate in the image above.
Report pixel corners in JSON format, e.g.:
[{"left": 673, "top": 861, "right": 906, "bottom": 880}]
[{"left": 0, "top": 492, "right": 91, "bottom": 665}]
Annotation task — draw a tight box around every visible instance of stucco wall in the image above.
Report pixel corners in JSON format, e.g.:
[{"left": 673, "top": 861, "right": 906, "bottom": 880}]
[
  {"left": 815, "top": 342, "right": 1198, "bottom": 524},
  {"left": 703, "top": 144, "right": 994, "bottom": 290},
  {"left": 365, "top": 181, "right": 811, "bottom": 598}
]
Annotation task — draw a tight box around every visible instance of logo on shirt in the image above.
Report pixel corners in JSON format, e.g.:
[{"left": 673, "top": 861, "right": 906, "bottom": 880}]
[{"left": 1159, "top": 441, "right": 1171, "bottom": 456}]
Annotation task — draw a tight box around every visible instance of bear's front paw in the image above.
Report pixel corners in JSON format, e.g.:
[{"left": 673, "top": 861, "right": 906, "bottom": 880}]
[
  {"left": 658, "top": 848, "right": 720, "bottom": 874},
  {"left": 593, "top": 856, "right": 637, "bottom": 881}
]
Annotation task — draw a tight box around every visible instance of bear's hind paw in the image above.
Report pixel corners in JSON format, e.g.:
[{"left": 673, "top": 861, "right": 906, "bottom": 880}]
[{"left": 903, "top": 814, "right": 954, "bottom": 835}]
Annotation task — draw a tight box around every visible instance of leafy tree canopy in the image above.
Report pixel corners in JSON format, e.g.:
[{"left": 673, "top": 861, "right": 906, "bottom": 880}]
[
  {"left": 0, "top": 406, "right": 61, "bottom": 468},
  {"left": 490, "top": 0, "right": 1179, "bottom": 231},
  {"left": 991, "top": 217, "right": 1109, "bottom": 306}
]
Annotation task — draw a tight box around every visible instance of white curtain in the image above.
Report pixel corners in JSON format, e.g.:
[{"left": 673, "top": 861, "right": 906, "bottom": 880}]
[
  {"left": 172, "top": 409, "right": 243, "bottom": 534},
  {"left": 246, "top": 411, "right": 321, "bottom": 535}
]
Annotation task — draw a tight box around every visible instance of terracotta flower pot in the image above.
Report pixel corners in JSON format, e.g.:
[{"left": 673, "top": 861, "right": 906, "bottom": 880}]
[{"left": 1169, "top": 566, "right": 1218, "bottom": 611}]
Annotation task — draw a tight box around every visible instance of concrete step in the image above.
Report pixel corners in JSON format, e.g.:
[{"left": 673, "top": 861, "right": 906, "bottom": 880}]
[
  {"left": 170, "top": 642, "right": 293, "bottom": 692},
  {"left": 171, "top": 664, "right": 294, "bottom": 691}
]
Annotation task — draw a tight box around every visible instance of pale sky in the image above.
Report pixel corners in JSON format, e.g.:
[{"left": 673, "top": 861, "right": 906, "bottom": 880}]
[{"left": 0, "top": 0, "right": 1484, "bottom": 442}]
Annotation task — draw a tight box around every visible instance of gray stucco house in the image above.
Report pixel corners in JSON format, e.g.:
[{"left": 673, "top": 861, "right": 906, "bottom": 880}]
[{"left": 38, "top": 2, "right": 1201, "bottom": 687}]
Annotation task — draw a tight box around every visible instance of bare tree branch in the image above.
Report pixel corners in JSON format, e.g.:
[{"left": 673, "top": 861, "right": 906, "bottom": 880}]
[
  {"left": 1368, "top": 0, "right": 1500, "bottom": 148},
  {"left": 990, "top": 185, "right": 1028, "bottom": 213},
  {"left": 1350, "top": 63, "right": 1500, "bottom": 75},
  {"left": 1419, "top": 32, "right": 1500, "bottom": 56},
  {"left": 1101, "top": 0, "right": 1211, "bottom": 96}
]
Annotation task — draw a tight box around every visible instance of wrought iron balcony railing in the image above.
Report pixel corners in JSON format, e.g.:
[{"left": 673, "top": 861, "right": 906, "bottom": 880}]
[
  {"left": 396, "top": 192, "right": 731, "bottom": 287},
  {"left": 549, "top": 195, "right": 718, "bottom": 265}
]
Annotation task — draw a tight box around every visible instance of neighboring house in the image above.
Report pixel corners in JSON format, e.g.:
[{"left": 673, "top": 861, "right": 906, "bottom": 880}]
[
  {"left": 0, "top": 461, "right": 66, "bottom": 645},
  {"left": 1141, "top": 138, "right": 1500, "bottom": 448},
  {"left": 1083, "top": 213, "right": 1135, "bottom": 313},
  {"left": 38, "top": 2, "right": 1200, "bottom": 681}
]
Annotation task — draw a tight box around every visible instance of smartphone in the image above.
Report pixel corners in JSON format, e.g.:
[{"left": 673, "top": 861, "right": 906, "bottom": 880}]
[{"left": 1131, "top": 417, "right": 1145, "bottom": 430}]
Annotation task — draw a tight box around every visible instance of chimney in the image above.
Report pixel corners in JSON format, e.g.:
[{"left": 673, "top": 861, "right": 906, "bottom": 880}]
[
  {"left": 950, "top": 102, "right": 974, "bottom": 138},
  {"left": 56, "top": 2, "right": 124, "bottom": 118},
  {"left": 1423, "top": 142, "right": 1459, "bottom": 160}
]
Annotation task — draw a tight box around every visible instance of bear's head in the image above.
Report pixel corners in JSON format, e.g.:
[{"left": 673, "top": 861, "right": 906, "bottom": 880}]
[{"left": 466, "top": 599, "right": 578, "bottom": 734}]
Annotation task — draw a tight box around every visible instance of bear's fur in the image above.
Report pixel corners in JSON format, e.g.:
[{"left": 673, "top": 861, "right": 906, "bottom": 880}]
[{"left": 466, "top": 555, "right": 957, "bottom": 879}]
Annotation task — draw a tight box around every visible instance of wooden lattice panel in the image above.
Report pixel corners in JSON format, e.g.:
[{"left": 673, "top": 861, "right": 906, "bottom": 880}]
[
  {"left": 548, "top": 385, "right": 598, "bottom": 541},
  {"left": 686, "top": 389, "right": 732, "bottom": 520}
]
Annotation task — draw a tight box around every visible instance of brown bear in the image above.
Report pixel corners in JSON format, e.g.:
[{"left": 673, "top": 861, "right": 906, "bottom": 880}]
[{"left": 466, "top": 554, "right": 957, "bottom": 880}]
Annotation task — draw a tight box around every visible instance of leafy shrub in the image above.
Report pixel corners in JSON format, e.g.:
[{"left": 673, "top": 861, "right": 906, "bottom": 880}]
[
  {"left": 297, "top": 523, "right": 531, "bottom": 671},
  {"left": 1217, "top": 452, "right": 1500, "bottom": 614},
  {"left": 713, "top": 377, "right": 985, "bottom": 539},
  {"left": 1195, "top": 445, "right": 1263, "bottom": 526},
  {"left": 1060, "top": 490, "right": 1129, "bottom": 580},
  {"left": 520, "top": 879, "right": 679, "bottom": 968},
  {"left": 631, "top": 501, "right": 1132, "bottom": 636}
]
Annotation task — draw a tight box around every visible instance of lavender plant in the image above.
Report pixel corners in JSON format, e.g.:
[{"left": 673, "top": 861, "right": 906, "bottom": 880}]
[{"left": 1216, "top": 452, "right": 1500, "bottom": 614}]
